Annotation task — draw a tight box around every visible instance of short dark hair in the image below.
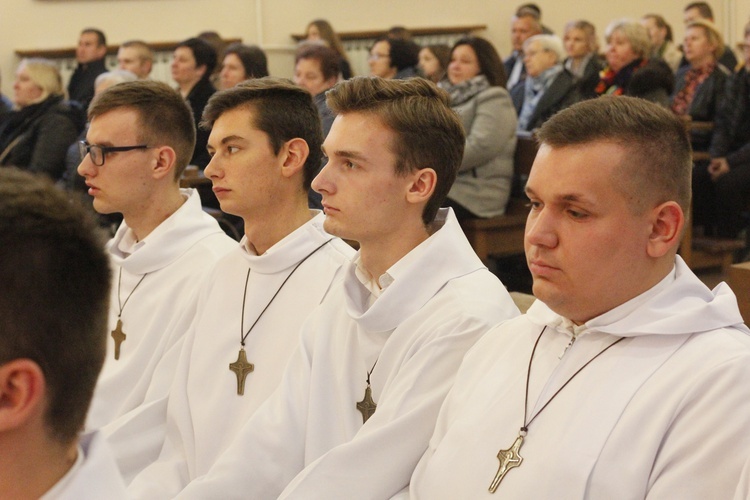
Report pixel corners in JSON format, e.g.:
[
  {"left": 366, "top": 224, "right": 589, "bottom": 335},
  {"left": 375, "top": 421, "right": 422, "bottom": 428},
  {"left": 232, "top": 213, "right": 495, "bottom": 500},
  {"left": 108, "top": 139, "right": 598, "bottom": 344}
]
[
  {"left": 88, "top": 80, "right": 197, "bottom": 179},
  {"left": 224, "top": 42, "right": 269, "bottom": 79},
  {"left": 296, "top": 43, "right": 341, "bottom": 81},
  {"left": 374, "top": 36, "right": 420, "bottom": 72},
  {"left": 451, "top": 37, "right": 507, "bottom": 88},
  {"left": 516, "top": 3, "right": 541, "bottom": 18},
  {"left": 387, "top": 26, "right": 413, "bottom": 41},
  {"left": 201, "top": 77, "right": 323, "bottom": 191},
  {"left": 536, "top": 95, "right": 692, "bottom": 217},
  {"left": 684, "top": 2, "right": 714, "bottom": 20},
  {"left": 0, "top": 168, "right": 110, "bottom": 444},
  {"left": 120, "top": 40, "right": 154, "bottom": 62},
  {"left": 326, "top": 77, "right": 465, "bottom": 225},
  {"left": 176, "top": 37, "right": 218, "bottom": 77},
  {"left": 81, "top": 28, "right": 106, "bottom": 47}
]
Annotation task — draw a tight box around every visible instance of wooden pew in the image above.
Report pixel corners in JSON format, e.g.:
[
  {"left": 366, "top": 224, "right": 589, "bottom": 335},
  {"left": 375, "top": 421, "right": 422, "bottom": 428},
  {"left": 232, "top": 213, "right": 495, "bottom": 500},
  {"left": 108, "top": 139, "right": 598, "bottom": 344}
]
[
  {"left": 678, "top": 120, "right": 745, "bottom": 274},
  {"left": 459, "top": 133, "right": 537, "bottom": 264}
]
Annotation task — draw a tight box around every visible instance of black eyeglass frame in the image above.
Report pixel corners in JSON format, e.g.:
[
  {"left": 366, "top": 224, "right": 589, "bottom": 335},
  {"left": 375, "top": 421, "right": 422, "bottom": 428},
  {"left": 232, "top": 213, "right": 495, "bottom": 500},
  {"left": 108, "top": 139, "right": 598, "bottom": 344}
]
[{"left": 78, "top": 141, "right": 151, "bottom": 166}]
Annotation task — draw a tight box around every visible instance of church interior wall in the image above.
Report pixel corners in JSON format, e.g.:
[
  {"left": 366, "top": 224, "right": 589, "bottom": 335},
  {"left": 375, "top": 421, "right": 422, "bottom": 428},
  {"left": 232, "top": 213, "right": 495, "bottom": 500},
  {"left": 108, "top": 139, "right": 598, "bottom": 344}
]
[{"left": 1, "top": 0, "right": 747, "bottom": 96}]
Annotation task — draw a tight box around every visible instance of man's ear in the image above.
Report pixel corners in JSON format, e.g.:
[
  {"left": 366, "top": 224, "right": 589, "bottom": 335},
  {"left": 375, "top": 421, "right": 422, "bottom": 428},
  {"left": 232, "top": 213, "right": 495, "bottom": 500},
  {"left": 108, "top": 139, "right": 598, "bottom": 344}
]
[
  {"left": 0, "top": 360, "right": 46, "bottom": 432},
  {"left": 647, "top": 201, "right": 684, "bottom": 258},
  {"left": 406, "top": 168, "right": 437, "bottom": 206},
  {"left": 151, "top": 146, "right": 177, "bottom": 181},
  {"left": 280, "top": 138, "right": 310, "bottom": 180}
]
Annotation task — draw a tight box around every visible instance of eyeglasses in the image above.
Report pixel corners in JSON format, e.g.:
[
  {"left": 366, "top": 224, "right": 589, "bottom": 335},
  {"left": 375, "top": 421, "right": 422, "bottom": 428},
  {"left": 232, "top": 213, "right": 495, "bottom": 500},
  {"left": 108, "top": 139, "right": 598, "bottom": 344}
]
[{"left": 79, "top": 141, "right": 151, "bottom": 166}]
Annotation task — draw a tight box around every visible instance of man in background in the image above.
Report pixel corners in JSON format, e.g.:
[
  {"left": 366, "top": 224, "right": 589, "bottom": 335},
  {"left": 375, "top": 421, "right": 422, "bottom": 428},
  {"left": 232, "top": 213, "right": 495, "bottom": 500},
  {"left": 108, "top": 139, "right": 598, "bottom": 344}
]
[
  {"left": 681, "top": 2, "right": 738, "bottom": 70},
  {"left": 117, "top": 40, "right": 153, "bottom": 80},
  {"left": 505, "top": 11, "right": 542, "bottom": 90},
  {"left": 68, "top": 28, "right": 108, "bottom": 109}
]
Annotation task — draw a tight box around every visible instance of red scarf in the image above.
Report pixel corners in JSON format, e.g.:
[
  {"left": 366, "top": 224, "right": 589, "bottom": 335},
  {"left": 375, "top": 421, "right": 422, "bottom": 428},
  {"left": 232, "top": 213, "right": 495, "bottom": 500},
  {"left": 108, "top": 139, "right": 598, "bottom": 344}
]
[
  {"left": 671, "top": 62, "right": 716, "bottom": 116},
  {"left": 595, "top": 59, "right": 647, "bottom": 96}
]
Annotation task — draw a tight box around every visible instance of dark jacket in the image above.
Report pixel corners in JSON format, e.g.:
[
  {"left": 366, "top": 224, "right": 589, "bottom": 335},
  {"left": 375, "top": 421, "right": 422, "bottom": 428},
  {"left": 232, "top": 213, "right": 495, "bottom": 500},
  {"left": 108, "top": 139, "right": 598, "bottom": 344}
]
[
  {"left": 709, "top": 67, "right": 750, "bottom": 167},
  {"left": 596, "top": 58, "right": 674, "bottom": 107},
  {"left": 185, "top": 77, "right": 216, "bottom": 169},
  {"left": 626, "top": 59, "right": 675, "bottom": 107},
  {"left": 504, "top": 52, "right": 526, "bottom": 90},
  {"left": 67, "top": 58, "right": 107, "bottom": 110},
  {"left": 572, "top": 55, "right": 605, "bottom": 100},
  {"left": 511, "top": 69, "right": 580, "bottom": 131},
  {"left": 0, "top": 95, "right": 85, "bottom": 180},
  {"left": 672, "top": 63, "right": 730, "bottom": 150}
]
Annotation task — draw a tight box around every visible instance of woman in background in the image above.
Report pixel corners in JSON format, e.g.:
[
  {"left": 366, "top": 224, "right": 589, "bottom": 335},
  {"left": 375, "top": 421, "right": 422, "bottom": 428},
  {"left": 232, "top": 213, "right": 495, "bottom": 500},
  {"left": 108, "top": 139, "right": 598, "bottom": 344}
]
[
  {"left": 0, "top": 58, "right": 84, "bottom": 180},
  {"left": 642, "top": 14, "right": 682, "bottom": 73},
  {"left": 440, "top": 37, "right": 517, "bottom": 219},
  {"left": 418, "top": 44, "right": 451, "bottom": 84},
  {"left": 562, "top": 20, "right": 604, "bottom": 98},
  {"left": 671, "top": 20, "right": 730, "bottom": 151},
  {"left": 219, "top": 43, "right": 269, "bottom": 89},
  {"left": 595, "top": 19, "right": 674, "bottom": 106},
  {"left": 305, "top": 19, "right": 352, "bottom": 79}
]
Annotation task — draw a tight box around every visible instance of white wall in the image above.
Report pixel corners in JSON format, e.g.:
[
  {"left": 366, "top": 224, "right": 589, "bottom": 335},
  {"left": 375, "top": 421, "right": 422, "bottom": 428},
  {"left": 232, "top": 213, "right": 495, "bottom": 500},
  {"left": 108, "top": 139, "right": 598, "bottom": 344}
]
[{"left": 1, "top": 0, "right": 747, "bottom": 96}]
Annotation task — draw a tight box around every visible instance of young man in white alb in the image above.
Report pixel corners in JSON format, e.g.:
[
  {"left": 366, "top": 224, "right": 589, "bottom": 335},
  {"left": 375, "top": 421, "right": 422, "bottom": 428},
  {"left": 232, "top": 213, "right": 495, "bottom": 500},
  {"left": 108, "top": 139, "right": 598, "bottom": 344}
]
[
  {"left": 404, "top": 96, "right": 750, "bottom": 499},
  {"left": 120, "top": 78, "right": 355, "bottom": 497},
  {"left": 178, "top": 76, "right": 519, "bottom": 498},
  {"left": 79, "top": 81, "right": 236, "bottom": 434}
]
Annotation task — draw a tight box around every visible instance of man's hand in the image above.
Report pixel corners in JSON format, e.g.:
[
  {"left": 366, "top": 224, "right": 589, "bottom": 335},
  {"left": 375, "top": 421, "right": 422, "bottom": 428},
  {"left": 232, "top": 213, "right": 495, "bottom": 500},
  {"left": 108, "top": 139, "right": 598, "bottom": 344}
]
[{"left": 709, "top": 157, "right": 730, "bottom": 181}]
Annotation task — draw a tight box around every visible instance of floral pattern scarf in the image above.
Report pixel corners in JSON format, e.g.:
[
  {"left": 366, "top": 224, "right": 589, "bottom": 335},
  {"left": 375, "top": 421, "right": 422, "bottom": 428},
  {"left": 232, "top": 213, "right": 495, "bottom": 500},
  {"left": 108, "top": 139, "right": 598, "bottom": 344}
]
[
  {"left": 670, "top": 62, "right": 716, "bottom": 116},
  {"left": 595, "top": 58, "right": 647, "bottom": 96}
]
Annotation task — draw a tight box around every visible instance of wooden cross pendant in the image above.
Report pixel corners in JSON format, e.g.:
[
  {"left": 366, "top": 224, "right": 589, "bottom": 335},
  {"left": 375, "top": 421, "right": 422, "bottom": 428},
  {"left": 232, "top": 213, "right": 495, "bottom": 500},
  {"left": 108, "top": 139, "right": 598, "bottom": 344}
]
[
  {"left": 229, "top": 348, "right": 254, "bottom": 395},
  {"left": 489, "top": 434, "right": 524, "bottom": 493},
  {"left": 356, "top": 384, "right": 377, "bottom": 424},
  {"left": 111, "top": 318, "right": 126, "bottom": 360}
]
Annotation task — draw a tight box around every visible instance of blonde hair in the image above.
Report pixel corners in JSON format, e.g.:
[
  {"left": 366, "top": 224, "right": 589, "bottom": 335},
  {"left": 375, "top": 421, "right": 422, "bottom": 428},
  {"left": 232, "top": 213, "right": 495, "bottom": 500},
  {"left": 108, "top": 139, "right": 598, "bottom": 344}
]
[
  {"left": 605, "top": 19, "right": 652, "bottom": 59},
  {"left": 686, "top": 19, "right": 725, "bottom": 60},
  {"left": 20, "top": 58, "right": 64, "bottom": 103}
]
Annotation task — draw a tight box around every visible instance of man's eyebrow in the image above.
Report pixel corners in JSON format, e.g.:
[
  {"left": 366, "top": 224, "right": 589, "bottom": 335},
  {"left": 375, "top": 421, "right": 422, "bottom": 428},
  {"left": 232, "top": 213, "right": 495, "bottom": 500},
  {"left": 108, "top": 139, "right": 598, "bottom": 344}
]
[
  {"left": 525, "top": 186, "right": 594, "bottom": 204},
  {"left": 220, "top": 135, "right": 246, "bottom": 145},
  {"left": 321, "top": 146, "right": 368, "bottom": 162}
]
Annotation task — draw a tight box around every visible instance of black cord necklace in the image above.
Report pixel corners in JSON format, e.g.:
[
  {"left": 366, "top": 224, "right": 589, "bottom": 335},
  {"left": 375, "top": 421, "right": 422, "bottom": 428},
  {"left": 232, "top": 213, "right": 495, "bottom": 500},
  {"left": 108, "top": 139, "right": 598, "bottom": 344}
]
[
  {"left": 228, "top": 239, "right": 332, "bottom": 395},
  {"left": 488, "top": 325, "right": 626, "bottom": 493},
  {"left": 110, "top": 267, "right": 148, "bottom": 360}
]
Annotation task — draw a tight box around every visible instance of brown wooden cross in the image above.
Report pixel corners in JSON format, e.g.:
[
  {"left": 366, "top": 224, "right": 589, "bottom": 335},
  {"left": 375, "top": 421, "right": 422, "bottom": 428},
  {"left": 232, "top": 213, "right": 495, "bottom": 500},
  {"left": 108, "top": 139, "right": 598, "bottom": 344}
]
[
  {"left": 111, "top": 319, "right": 126, "bottom": 360},
  {"left": 229, "top": 348, "right": 254, "bottom": 395},
  {"left": 489, "top": 434, "right": 524, "bottom": 493},
  {"left": 356, "top": 385, "right": 377, "bottom": 424}
]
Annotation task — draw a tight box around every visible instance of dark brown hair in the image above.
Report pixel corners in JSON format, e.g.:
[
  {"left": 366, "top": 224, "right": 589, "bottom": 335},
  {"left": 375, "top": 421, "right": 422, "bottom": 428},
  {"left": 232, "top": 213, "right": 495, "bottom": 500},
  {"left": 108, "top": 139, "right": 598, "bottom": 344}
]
[
  {"left": 537, "top": 95, "right": 692, "bottom": 216},
  {"left": 326, "top": 77, "right": 465, "bottom": 225},
  {"left": 88, "top": 80, "right": 196, "bottom": 179},
  {"left": 202, "top": 77, "right": 323, "bottom": 191},
  {"left": 0, "top": 168, "right": 110, "bottom": 444}
]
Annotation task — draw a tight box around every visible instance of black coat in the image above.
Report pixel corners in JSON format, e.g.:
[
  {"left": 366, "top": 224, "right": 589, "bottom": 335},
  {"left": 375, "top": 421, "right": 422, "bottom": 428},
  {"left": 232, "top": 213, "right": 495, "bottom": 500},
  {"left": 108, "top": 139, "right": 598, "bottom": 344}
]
[
  {"left": 572, "top": 55, "right": 605, "bottom": 100},
  {"left": 672, "top": 63, "right": 730, "bottom": 150},
  {"left": 511, "top": 69, "right": 580, "bottom": 131},
  {"left": 0, "top": 95, "right": 85, "bottom": 180},
  {"left": 185, "top": 77, "right": 216, "bottom": 169},
  {"left": 67, "top": 58, "right": 107, "bottom": 110},
  {"left": 710, "top": 67, "right": 750, "bottom": 167}
]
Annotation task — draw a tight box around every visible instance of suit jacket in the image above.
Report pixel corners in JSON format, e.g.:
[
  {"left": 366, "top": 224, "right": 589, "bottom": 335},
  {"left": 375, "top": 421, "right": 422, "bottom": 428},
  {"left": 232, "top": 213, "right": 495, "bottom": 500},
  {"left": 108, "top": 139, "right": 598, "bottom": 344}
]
[
  {"left": 511, "top": 69, "right": 580, "bottom": 132},
  {"left": 504, "top": 52, "right": 526, "bottom": 90}
]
